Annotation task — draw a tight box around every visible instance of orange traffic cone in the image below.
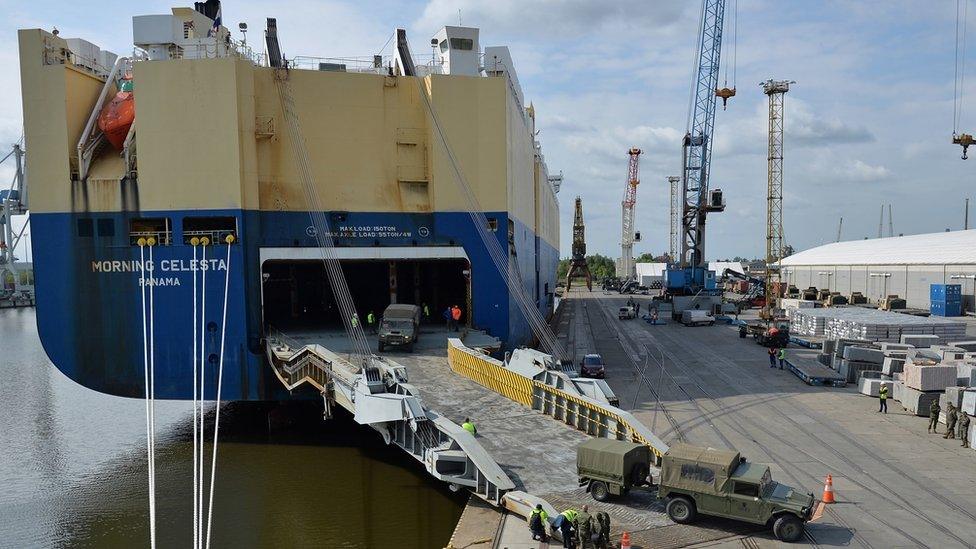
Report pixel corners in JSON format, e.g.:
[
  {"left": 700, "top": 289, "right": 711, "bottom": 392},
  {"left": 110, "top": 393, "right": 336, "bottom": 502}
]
[
  {"left": 822, "top": 474, "right": 836, "bottom": 504},
  {"left": 620, "top": 531, "right": 632, "bottom": 549}
]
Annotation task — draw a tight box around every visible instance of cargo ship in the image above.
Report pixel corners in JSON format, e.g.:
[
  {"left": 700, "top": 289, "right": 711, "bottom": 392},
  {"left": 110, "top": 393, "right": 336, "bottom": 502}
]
[{"left": 18, "top": 1, "right": 560, "bottom": 400}]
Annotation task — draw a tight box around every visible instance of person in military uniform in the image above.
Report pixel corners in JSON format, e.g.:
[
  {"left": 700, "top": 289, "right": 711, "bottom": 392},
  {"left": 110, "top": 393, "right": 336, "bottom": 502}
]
[
  {"left": 928, "top": 399, "right": 941, "bottom": 434},
  {"left": 595, "top": 511, "right": 611, "bottom": 549},
  {"left": 959, "top": 412, "right": 971, "bottom": 447},
  {"left": 944, "top": 402, "right": 958, "bottom": 439},
  {"left": 575, "top": 505, "right": 594, "bottom": 549}
]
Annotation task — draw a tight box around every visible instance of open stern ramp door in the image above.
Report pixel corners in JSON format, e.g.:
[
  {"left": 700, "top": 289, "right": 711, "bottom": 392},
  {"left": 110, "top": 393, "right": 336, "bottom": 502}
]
[{"left": 265, "top": 334, "right": 514, "bottom": 503}]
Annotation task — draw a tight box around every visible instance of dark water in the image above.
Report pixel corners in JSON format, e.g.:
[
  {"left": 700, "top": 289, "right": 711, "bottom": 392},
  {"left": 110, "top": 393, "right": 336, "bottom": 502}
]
[{"left": 0, "top": 309, "right": 465, "bottom": 548}]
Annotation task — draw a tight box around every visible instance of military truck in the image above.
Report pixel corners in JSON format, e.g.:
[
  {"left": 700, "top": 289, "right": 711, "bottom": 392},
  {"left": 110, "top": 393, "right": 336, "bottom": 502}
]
[
  {"left": 577, "top": 441, "right": 816, "bottom": 543},
  {"left": 577, "top": 439, "right": 652, "bottom": 501},
  {"left": 378, "top": 304, "right": 421, "bottom": 352}
]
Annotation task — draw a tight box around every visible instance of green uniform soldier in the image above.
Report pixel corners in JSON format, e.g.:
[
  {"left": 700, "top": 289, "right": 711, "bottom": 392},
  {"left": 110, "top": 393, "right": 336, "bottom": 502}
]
[
  {"left": 944, "top": 403, "right": 958, "bottom": 439},
  {"left": 959, "top": 412, "right": 971, "bottom": 447},
  {"left": 928, "top": 399, "right": 941, "bottom": 434},
  {"left": 575, "top": 505, "right": 594, "bottom": 549},
  {"left": 595, "top": 511, "right": 611, "bottom": 549}
]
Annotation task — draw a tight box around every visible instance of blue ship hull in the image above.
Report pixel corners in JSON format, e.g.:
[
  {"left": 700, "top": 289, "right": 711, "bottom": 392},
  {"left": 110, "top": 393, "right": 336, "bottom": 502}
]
[{"left": 31, "top": 209, "right": 558, "bottom": 401}]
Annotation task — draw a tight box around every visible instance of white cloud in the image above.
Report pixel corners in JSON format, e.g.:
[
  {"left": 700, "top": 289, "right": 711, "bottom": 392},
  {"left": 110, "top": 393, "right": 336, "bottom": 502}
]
[
  {"left": 841, "top": 159, "right": 890, "bottom": 182},
  {"left": 414, "top": 0, "right": 687, "bottom": 38}
]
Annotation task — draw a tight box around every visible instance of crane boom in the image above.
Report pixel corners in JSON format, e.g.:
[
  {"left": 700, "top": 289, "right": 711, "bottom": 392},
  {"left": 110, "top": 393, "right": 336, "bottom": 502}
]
[
  {"left": 667, "top": 0, "right": 729, "bottom": 300},
  {"left": 681, "top": 0, "right": 727, "bottom": 270},
  {"left": 619, "top": 148, "right": 641, "bottom": 281}
]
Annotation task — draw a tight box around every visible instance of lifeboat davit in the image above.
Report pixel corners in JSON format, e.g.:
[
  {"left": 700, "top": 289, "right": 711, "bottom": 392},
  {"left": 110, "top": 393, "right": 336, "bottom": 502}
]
[{"left": 97, "top": 78, "right": 134, "bottom": 150}]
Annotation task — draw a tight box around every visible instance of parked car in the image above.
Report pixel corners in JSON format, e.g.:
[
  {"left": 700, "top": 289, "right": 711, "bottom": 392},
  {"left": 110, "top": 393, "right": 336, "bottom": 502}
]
[
  {"left": 580, "top": 353, "right": 606, "bottom": 378},
  {"left": 618, "top": 306, "right": 636, "bottom": 320}
]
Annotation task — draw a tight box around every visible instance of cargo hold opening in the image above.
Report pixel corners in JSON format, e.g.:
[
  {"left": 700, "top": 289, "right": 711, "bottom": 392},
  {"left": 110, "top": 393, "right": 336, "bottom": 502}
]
[{"left": 261, "top": 259, "right": 470, "bottom": 331}]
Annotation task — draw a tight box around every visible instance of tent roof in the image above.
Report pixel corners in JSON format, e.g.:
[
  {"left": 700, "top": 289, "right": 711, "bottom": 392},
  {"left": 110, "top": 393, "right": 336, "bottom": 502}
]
[{"left": 782, "top": 230, "right": 976, "bottom": 266}]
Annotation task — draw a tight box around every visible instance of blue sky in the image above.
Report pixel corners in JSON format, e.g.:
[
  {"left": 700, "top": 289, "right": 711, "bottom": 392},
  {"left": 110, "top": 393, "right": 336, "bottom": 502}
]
[{"left": 2, "top": 0, "right": 974, "bottom": 262}]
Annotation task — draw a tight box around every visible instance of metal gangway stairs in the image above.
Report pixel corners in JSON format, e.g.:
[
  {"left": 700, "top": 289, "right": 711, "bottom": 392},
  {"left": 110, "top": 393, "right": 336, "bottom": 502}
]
[{"left": 264, "top": 331, "right": 515, "bottom": 504}]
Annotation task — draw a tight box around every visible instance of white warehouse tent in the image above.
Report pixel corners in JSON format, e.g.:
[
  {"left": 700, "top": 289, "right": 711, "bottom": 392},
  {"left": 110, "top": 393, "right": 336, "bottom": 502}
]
[
  {"left": 635, "top": 262, "right": 667, "bottom": 287},
  {"left": 780, "top": 230, "right": 976, "bottom": 313}
]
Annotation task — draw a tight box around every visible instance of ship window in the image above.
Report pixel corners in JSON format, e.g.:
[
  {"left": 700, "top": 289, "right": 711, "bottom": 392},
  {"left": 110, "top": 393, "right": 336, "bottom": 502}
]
[
  {"left": 77, "top": 218, "right": 94, "bottom": 238},
  {"left": 130, "top": 217, "right": 172, "bottom": 246},
  {"left": 183, "top": 216, "right": 238, "bottom": 245},
  {"left": 449, "top": 38, "right": 473, "bottom": 51},
  {"left": 439, "top": 40, "right": 448, "bottom": 53},
  {"left": 486, "top": 218, "right": 498, "bottom": 232},
  {"left": 97, "top": 218, "right": 115, "bottom": 237}
]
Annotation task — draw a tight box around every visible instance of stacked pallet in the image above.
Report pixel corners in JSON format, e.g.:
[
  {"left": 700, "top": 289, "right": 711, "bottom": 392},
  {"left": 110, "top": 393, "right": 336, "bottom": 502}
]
[{"left": 789, "top": 308, "right": 966, "bottom": 343}]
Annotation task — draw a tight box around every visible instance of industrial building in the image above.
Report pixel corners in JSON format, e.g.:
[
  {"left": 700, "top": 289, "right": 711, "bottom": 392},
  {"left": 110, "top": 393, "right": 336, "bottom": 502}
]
[{"left": 781, "top": 230, "right": 976, "bottom": 313}]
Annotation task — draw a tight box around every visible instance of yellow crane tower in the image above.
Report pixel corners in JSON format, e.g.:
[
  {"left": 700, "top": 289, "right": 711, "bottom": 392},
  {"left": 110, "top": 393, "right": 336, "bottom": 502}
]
[{"left": 761, "top": 79, "right": 793, "bottom": 320}]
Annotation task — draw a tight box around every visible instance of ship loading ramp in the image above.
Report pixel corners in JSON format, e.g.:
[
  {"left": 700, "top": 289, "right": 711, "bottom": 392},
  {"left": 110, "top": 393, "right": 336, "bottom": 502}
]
[{"left": 263, "top": 330, "right": 671, "bottom": 538}]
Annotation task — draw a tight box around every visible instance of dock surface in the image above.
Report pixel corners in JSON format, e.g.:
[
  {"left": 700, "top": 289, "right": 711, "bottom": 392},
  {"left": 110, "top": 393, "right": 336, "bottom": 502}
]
[{"left": 537, "top": 289, "right": 976, "bottom": 548}]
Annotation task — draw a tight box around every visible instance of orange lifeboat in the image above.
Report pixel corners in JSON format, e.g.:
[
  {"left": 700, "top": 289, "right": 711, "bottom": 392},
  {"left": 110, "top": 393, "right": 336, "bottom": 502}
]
[{"left": 97, "top": 78, "right": 134, "bottom": 150}]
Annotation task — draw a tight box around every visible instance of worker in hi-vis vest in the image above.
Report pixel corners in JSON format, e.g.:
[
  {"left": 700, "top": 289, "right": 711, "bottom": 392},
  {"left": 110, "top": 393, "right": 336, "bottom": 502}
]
[{"left": 877, "top": 384, "right": 889, "bottom": 414}]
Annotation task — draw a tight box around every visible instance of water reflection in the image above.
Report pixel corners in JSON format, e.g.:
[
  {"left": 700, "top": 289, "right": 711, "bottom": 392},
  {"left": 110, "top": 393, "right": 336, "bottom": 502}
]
[{"left": 0, "top": 309, "right": 464, "bottom": 548}]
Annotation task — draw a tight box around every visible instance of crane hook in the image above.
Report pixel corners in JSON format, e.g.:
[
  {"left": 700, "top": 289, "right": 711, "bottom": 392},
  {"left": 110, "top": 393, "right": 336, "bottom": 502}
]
[
  {"left": 953, "top": 133, "right": 974, "bottom": 160},
  {"left": 715, "top": 87, "right": 736, "bottom": 110}
]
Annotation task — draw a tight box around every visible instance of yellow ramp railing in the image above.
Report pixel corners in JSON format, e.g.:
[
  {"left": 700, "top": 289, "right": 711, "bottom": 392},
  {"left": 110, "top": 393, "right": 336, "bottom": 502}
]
[{"left": 447, "top": 339, "right": 668, "bottom": 463}]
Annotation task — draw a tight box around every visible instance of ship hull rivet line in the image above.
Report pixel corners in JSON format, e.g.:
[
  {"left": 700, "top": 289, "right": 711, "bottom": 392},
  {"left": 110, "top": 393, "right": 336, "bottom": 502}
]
[{"left": 137, "top": 236, "right": 157, "bottom": 549}]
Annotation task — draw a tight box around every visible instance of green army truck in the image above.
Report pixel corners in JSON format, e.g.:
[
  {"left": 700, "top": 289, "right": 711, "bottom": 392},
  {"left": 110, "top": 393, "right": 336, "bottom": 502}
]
[
  {"left": 577, "top": 441, "right": 817, "bottom": 543},
  {"left": 576, "top": 439, "right": 652, "bottom": 501}
]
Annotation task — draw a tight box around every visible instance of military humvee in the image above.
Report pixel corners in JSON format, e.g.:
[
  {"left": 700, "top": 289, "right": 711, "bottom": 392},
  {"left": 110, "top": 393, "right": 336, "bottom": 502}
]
[{"left": 577, "top": 441, "right": 816, "bottom": 543}]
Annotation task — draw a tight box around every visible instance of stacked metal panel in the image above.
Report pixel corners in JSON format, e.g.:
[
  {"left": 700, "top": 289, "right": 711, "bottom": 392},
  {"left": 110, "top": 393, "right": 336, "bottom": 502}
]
[
  {"left": 789, "top": 308, "right": 966, "bottom": 344},
  {"left": 901, "top": 386, "right": 942, "bottom": 416},
  {"left": 859, "top": 378, "right": 893, "bottom": 397},
  {"left": 904, "top": 363, "right": 957, "bottom": 391},
  {"left": 963, "top": 391, "right": 976, "bottom": 415}
]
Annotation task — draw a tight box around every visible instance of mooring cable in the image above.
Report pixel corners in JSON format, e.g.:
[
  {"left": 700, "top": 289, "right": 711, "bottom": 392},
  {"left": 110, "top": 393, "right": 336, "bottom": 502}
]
[
  {"left": 205, "top": 237, "right": 233, "bottom": 549},
  {"left": 198, "top": 238, "right": 209, "bottom": 548},
  {"left": 191, "top": 240, "right": 200, "bottom": 549},
  {"left": 138, "top": 238, "right": 157, "bottom": 549}
]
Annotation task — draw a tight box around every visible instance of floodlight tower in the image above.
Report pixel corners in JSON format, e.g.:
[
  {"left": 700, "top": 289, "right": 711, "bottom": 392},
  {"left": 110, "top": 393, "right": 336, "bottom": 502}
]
[{"left": 761, "top": 79, "right": 793, "bottom": 319}]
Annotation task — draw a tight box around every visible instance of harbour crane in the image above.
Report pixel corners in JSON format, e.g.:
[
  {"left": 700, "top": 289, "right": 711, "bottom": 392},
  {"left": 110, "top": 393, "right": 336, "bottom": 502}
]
[
  {"left": 953, "top": 0, "right": 973, "bottom": 159},
  {"left": 667, "top": 0, "right": 734, "bottom": 316},
  {"left": 565, "top": 196, "right": 593, "bottom": 291},
  {"left": 618, "top": 148, "right": 641, "bottom": 282},
  {"left": 0, "top": 145, "right": 28, "bottom": 283}
]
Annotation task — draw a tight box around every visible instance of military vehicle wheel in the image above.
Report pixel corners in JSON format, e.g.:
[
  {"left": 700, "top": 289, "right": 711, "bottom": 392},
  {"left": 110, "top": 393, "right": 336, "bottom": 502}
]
[
  {"left": 666, "top": 497, "right": 696, "bottom": 524},
  {"left": 773, "top": 514, "right": 804, "bottom": 542},
  {"left": 590, "top": 481, "right": 610, "bottom": 502}
]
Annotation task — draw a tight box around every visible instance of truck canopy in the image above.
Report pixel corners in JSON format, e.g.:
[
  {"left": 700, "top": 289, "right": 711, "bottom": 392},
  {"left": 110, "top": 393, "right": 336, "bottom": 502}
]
[
  {"left": 577, "top": 439, "right": 649, "bottom": 484},
  {"left": 661, "top": 443, "right": 741, "bottom": 494},
  {"left": 383, "top": 304, "right": 420, "bottom": 319}
]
